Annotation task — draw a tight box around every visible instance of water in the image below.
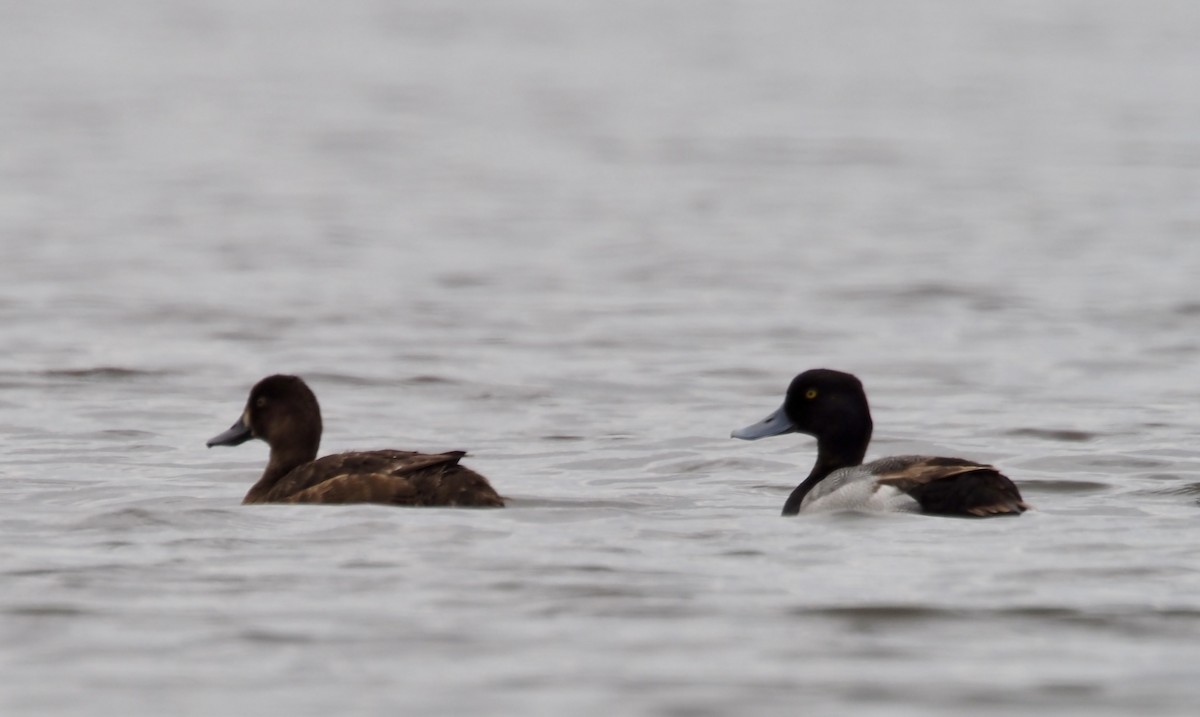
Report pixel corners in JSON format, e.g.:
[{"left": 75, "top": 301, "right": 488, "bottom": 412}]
[{"left": 3, "top": 1, "right": 1200, "bottom": 714}]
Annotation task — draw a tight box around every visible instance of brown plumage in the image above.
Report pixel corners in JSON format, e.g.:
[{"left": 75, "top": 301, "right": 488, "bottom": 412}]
[
  {"left": 206, "top": 375, "right": 504, "bottom": 507},
  {"left": 870, "top": 456, "right": 1029, "bottom": 517}
]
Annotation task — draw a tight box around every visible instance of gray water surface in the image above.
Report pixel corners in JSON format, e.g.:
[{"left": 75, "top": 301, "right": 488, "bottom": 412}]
[{"left": 3, "top": 1, "right": 1200, "bottom": 715}]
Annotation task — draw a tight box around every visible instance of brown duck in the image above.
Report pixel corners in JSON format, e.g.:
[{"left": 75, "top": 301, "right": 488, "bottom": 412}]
[
  {"left": 207, "top": 374, "right": 503, "bottom": 507},
  {"left": 732, "top": 369, "right": 1028, "bottom": 517}
]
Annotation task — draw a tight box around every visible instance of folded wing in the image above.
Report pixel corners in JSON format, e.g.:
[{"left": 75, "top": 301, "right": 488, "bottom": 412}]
[
  {"left": 870, "top": 456, "right": 1028, "bottom": 517},
  {"left": 262, "top": 450, "right": 504, "bottom": 507}
]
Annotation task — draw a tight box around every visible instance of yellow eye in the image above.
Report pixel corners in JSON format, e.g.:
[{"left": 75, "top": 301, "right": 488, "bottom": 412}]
[{"left": 805, "top": 388, "right": 818, "bottom": 399}]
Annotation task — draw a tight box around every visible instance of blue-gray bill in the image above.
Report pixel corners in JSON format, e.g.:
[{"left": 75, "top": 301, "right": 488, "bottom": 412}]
[
  {"left": 207, "top": 417, "right": 253, "bottom": 447},
  {"left": 731, "top": 406, "right": 796, "bottom": 440}
]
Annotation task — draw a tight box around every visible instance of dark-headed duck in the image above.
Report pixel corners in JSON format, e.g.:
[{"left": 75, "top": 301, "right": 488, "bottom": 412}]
[
  {"left": 207, "top": 374, "right": 503, "bottom": 507},
  {"left": 732, "top": 369, "right": 1027, "bottom": 517}
]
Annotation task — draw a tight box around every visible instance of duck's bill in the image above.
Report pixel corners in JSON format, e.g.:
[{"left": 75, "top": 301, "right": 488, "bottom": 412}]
[
  {"left": 731, "top": 406, "right": 796, "bottom": 440},
  {"left": 206, "top": 415, "right": 253, "bottom": 447}
]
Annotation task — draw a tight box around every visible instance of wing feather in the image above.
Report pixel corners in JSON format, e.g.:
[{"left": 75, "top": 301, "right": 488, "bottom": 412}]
[
  {"left": 263, "top": 450, "right": 504, "bottom": 507},
  {"left": 871, "top": 455, "right": 1028, "bottom": 517}
]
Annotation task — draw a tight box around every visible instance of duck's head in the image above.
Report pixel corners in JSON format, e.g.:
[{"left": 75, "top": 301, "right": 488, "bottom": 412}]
[
  {"left": 207, "top": 374, "right": 323, "bottom": 451},
  {"left": 731, "top": 368, "right": 873, "bottom": 447}
]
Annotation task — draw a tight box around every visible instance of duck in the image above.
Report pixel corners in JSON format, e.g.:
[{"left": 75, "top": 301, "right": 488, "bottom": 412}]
[
  {"left": 731, "top": 368, "right": 1027, "bottom": 517},
  {"left": 206, "top": 374, "right": 504, "bottom": 507}
]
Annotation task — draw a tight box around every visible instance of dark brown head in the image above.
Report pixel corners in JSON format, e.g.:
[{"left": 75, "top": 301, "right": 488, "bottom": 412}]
[
  {"left": 731, "top": 368, "right": 874, "bottom": 465},
  {"left": 207, "top": 374, "right": 323, "bottom": 456}
]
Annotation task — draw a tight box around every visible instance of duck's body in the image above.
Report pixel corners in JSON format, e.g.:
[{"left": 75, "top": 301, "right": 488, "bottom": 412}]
[
  {"left": 732, "top": 369, "right": 1027, "bottom": 518},
  {"left": 244, "top": 449, "right": 502, "bottom": 507},
  {"left": 787, "top": 455, "right": 1022, "bottom": 516},
  {"left": 208, "top": 375, "right": 504, "bottom": 508}
]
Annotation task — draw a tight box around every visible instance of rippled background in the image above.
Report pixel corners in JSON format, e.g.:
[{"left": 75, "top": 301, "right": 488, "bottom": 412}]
[{"left": 3, "top": 1, "right": 1200, "bottom": 715}]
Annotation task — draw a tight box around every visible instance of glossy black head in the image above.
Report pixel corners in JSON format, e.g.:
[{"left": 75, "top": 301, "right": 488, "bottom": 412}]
[
  {"left": 206, "top": 374, "right": 323, "bottom": 453},
  {"left": 732, "top": 369, "right": 873, "bottom": 461},
  {"left": 780, "top": 369, "right": 872, "bottom": 440}
]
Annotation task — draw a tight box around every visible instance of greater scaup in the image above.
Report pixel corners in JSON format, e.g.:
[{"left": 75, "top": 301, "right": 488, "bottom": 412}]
[
  {"left": 732, "top": 369, "right": 1027, "bottom": 517},
  {"left": 207, "top": 374, "right": 504, "bottom": 507}
]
